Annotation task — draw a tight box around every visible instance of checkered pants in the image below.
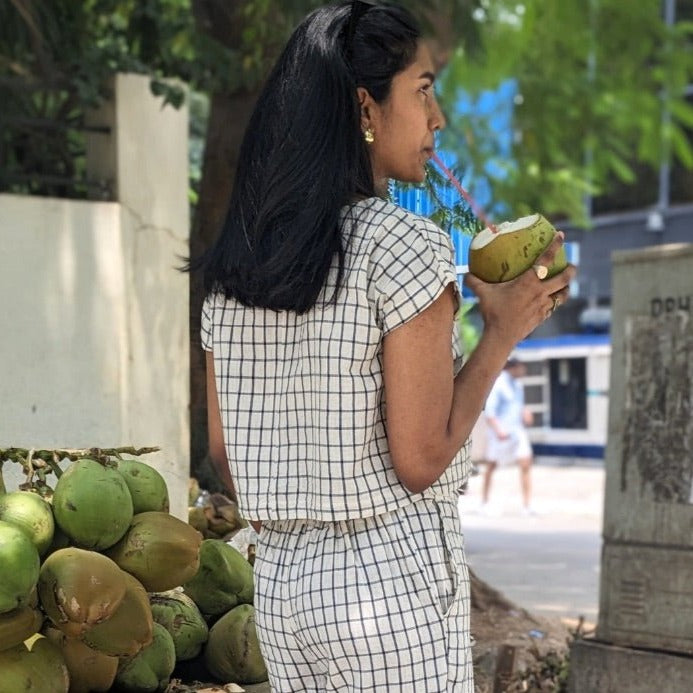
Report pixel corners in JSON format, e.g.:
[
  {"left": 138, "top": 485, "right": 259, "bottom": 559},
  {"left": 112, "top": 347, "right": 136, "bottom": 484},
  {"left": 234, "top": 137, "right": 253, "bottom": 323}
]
[{"left": 254, "top": 498, "right": 473, "bottom": 692}]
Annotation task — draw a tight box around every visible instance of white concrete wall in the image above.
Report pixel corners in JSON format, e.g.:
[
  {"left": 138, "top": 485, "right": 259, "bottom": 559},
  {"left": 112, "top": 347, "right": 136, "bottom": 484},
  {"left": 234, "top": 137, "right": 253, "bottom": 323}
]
[{"left": 0, "top": 74, "right": 190, "bottom": 519}]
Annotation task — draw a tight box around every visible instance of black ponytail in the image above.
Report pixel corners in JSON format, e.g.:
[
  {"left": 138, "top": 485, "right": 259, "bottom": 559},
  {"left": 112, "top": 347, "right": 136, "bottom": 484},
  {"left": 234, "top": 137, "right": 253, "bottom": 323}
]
[{"left": 195, "top": 1, "right": 420, "bottom": 313}]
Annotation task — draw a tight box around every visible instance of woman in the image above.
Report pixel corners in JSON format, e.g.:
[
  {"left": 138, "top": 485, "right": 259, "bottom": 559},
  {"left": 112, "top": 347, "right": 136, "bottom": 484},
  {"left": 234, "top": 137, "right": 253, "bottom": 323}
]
[{"left": 196, "top": 2, "right": 575, "bottom": 690}]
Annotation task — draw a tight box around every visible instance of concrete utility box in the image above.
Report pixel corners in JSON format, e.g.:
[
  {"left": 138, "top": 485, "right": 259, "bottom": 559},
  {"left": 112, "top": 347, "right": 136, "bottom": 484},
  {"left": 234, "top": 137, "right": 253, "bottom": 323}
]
[{"left": 570, "top": 243, "right": 693, "bottom": 692}]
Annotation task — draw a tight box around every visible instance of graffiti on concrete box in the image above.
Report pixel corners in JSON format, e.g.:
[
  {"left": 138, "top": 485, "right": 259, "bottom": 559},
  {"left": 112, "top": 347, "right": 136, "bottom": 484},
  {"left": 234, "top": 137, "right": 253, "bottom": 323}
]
[
  {"left": 621, "top": 312, "right": 693, "bottom": 503},
  {"left": 651, "top": 295, "right": 692, "bottom": 317}
]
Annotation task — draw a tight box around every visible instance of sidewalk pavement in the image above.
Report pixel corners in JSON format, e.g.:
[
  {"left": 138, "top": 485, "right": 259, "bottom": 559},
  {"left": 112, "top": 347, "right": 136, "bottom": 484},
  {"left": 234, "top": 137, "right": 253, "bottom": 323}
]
[{"left": 458, "top": 461, "right": 606, "bottom": 623}]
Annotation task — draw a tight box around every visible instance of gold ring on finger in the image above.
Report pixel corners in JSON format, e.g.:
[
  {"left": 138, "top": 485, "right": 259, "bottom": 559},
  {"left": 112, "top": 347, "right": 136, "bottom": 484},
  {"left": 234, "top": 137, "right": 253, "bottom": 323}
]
[{"left": 533, "top": 264, "right": 548, "bottom": 280}]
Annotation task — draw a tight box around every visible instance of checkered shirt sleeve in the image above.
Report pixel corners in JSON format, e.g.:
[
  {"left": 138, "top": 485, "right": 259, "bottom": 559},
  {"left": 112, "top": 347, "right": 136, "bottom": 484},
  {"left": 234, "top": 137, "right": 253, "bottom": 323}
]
[
  {"left": 368, "top": 210, "right": 459, "bottom": 334},
  {"left": 201, "top": 197, "right": 471, "bottom": 521}
]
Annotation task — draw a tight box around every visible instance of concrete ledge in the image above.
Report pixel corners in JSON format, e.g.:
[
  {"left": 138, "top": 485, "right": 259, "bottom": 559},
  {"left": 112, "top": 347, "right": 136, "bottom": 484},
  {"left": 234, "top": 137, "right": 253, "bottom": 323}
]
[{"left": 569, "top": 638, "right": 693, "bottom": 693}]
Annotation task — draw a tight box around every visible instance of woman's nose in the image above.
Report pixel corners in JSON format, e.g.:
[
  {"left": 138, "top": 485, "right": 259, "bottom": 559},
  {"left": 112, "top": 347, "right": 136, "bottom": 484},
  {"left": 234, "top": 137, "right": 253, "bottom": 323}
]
[{"left": 431, "top": 96, "right": 446, "bottom": 131}]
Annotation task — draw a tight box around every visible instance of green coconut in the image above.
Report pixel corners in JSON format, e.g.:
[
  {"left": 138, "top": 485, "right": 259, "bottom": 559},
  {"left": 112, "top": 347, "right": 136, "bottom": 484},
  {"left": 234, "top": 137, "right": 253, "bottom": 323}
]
[
  {"left": 204, "top": 604, "right": 267, "bottom": 685},
  {"left": 0, "top": 520, "right": 41, "bottom": 614},
  {"left": 149, "top": 589, "right": 209, "bottom": 661},
  {"left": 81, "top": 571, "right": 153, "bottom": 658},
  {"left": 468, "top": 214, "right": 568, "bottom": 283},
  {"left": 0, "top": 605, "right": 43, "bottom": 652},
  {"left": 0, "top": 635, "right": 70, "bottom": 693},
  {"left": 52, "top": 458, "right": 133, "bottom": 550},
  {"left": 38, "top": 547, "right": 127, "bottom": 637},
  {"left": 106, "top": 511, "right": 202, "bottom": 592},
  {"left": 183, "top": 539, "right": 254, "bottom": 617},
  {"left": 0, "top": 490, "right": 55, "bottom": 556},
  {"left": 115, "top": 622, "right": 176, "bottom": 693},
  {"left": 43, "top": 625, "right": 118, "bottom": 693},
  {"left": 116, "top": 458, "right": 170, "bottom": 514}
]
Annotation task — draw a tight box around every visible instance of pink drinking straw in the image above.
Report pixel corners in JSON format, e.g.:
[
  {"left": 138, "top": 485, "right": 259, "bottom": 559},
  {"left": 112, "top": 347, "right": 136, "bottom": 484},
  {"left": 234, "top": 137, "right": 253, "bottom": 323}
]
[{"left": 430, "top": 151, "right": 498, "bottom": 234}]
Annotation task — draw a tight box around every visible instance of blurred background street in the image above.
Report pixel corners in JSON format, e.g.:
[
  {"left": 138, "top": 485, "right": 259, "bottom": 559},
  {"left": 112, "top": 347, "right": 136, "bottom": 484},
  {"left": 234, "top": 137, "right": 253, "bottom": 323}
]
[{"left": 458, "top": 460, "right": 605, "bottom": 625}]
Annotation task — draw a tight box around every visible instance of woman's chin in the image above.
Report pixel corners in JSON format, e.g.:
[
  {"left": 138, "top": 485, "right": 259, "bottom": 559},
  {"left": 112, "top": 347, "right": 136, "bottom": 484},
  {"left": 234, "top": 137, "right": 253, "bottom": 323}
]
[{"left": 395, "top": 170, "right": 426, "bottom": 186}]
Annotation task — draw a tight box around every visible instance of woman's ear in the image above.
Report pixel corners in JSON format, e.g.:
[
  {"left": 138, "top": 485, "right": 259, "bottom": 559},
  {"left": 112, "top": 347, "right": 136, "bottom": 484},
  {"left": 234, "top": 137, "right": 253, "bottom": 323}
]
[{"left": 356, "top": 86, "right": 374, "bottom": 131}]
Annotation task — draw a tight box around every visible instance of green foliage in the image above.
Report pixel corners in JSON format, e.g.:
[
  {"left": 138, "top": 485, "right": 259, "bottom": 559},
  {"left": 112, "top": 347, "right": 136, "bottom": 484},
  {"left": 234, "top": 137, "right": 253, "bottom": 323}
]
[
  {"left": 10, "top": 0, "right": 685, "bottom": 223},
  {"left": 0, "top": 0, "right": 486, "bottom": 198},
  {"left": 439, "top": 0, "right": 693, "bottom": 226},
  {"left": 425, "top": 162, "right": 485, "bottom": 236},
  {"left": 2, "top": 0, "right": 210, "bottom": 107},
  {"left": 457, "top": 301, "right": 480, "bottom": 355},
  {"left": 0, "top": 0, "right": 328, "bottom": 197},
  {"left": 1, "top": 0, "right": 196, "bottom": 195},
  {"left": 188, "top": 90, "right": 210, "bottom": 206}
]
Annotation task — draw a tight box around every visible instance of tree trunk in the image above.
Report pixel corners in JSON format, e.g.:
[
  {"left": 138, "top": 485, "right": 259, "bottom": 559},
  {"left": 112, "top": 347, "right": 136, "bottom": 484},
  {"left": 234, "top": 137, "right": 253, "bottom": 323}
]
[{"left": 189, "top": 88, "right": 260, "bottom": 474}]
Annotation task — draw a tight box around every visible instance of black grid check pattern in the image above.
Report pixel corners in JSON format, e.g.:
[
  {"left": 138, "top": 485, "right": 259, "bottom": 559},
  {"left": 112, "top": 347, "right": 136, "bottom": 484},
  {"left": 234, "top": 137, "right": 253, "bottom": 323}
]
[
  {"left": 201, "top": 197, "right": 472, "bottom": 522},
  {"left": 254, "top": 497, "right": 474, "bottom": 691}
]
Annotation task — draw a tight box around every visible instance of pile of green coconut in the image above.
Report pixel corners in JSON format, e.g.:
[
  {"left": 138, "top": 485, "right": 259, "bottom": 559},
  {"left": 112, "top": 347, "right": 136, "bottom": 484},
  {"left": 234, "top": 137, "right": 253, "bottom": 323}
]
[{"left": 0, "top": 447, "right": 266, "bottom": 693}]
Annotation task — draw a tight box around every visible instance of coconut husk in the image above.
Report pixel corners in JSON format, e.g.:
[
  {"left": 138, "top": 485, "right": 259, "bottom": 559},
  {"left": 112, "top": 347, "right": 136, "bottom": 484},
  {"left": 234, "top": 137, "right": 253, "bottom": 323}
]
[
  {"left": 188, "top": 506, "right": 209, "bottom": 533},
  {"left": 208, "top": 493, "right": 235, "bottom": 510}
]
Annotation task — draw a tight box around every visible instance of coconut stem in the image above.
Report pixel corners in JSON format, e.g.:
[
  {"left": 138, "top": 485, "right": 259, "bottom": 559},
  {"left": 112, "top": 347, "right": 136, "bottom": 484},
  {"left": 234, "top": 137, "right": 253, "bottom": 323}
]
[
  {"left": 430, "top": 152, "right": 498, "bottom": 234},
  {"left": 0, "top": 446, "right": 160, "bottom": 462},
  {"left": 0, "top": 446, "right": 161, "bottom": 494},
  {"left": 0, "top": 446, "right": 161, "bottom": 476}
]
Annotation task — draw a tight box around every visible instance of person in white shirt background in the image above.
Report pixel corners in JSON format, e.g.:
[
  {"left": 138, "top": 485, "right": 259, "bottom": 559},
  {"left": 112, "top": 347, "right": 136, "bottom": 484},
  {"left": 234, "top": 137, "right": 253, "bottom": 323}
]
[{"left": 481, "top": 358, "right": 536, "bottom": 515}]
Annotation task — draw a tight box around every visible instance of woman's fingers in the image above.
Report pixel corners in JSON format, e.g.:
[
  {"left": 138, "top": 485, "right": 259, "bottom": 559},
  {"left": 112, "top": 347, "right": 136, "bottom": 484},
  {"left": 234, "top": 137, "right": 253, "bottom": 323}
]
[
  {"left": 465, "top": 264, "right": 579, "bottom": 345},
  {"left": 549, "top": 283, "right": 572, "bottom": 311},
  {"left": 542, "top": 262, "right": 577, "bottom": 295},
  {"left": 535, "top": 231, "right": 565, "bottom": 268},
  {"left": 531, "top": 231, "right": 572, "bottom": 285},
  {"left": 463, "top": 270, "right": 484, "bottom": 297}
]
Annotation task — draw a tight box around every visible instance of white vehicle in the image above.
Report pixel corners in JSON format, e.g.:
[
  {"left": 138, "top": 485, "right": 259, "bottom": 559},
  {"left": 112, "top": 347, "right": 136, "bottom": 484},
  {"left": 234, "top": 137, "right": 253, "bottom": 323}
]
[{"left": 514, "top": 333, "right": 611, "bottom": 463}]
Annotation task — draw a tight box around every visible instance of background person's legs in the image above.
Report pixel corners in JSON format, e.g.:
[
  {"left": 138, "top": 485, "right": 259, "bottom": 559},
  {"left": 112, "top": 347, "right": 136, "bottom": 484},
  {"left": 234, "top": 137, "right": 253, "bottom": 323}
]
[
  {"left": 514, "top": 428, "right": 534, "bottom": 513},
  {"left": 481, "top": 461, "right": 497, "bottom": 506},
  {"left": 517, "top": 455, "right": 533, "bottom": 513}
]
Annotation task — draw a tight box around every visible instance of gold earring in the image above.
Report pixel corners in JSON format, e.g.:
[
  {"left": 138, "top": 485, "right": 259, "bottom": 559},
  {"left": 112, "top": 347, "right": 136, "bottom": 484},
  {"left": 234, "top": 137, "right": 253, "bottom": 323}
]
[{"left": 364, "top": 128, "right": 375, "bottom": 144}]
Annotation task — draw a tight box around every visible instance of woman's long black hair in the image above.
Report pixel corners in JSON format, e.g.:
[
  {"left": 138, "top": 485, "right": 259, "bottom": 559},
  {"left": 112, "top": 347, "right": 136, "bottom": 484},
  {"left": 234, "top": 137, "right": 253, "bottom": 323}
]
[{"left": 193, "top": 1, "right": 420, "bottom": 313}]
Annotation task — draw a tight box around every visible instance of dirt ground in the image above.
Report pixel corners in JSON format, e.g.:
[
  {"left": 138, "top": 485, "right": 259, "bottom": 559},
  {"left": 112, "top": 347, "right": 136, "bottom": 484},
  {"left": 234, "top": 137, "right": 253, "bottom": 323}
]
[{"left": 469, "top": 569, "right": 586, "bottom": 692}]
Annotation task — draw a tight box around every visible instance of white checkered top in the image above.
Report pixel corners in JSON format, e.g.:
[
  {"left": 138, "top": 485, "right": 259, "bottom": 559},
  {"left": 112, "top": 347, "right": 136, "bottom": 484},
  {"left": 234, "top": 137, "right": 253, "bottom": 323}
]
[{"left": 201, "top": 197, "right": 472, "bottom": 521}]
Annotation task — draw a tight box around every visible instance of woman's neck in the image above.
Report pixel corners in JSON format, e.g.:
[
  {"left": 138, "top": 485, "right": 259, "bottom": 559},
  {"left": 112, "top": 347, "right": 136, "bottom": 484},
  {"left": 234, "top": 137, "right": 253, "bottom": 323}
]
[{"left": 373, "top": 176, "right": 389, "bottom": 198}]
